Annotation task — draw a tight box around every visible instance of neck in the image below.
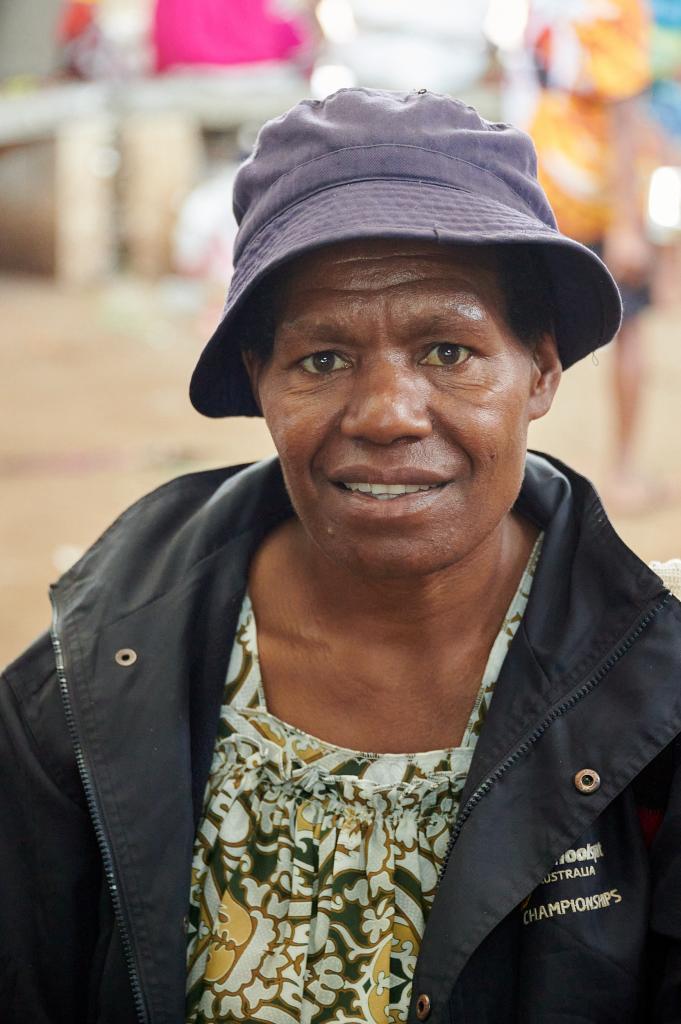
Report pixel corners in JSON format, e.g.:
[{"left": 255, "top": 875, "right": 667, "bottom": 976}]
[{"left": 274, "top": 511, "right": 538, "bottom": 650}]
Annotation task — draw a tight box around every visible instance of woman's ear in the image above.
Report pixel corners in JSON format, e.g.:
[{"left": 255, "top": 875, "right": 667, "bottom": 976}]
[
  {"left": 242, "top": 350, "right": 264, "bottom": 414},
  {"left": 528, "top": 332, "right": 562, "bottom": 422}
]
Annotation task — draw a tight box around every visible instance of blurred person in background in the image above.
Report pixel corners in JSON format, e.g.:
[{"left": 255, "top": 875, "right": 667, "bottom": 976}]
[
  {"left": 3, "top": 86, "right": 681, "bottom": 1024},
  {"left": 56, "top": 0, "right": 316, "bottom": 80},
  {"left": 152, "top": 0, "right": 314, "bottom": 73},
  {"left": 523, "top": 0, "right": 661, "bottom": 512}
]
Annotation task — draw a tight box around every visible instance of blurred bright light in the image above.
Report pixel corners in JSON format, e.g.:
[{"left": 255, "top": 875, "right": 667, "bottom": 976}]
[
  {"left": 316, "top": 0, "right": 357, "bottom": 44},
  {"left": 484, "top": 0, "right": 529, "bottom": 51},
  {"left": 648, "top": 166, "right": 681, "bottom": 232},
  {"left": 310, "top": 63, "right": 357, "bottom": 99}
]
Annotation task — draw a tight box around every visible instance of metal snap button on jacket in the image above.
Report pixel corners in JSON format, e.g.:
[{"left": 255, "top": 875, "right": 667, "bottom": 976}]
[
  {"left": 114, "top": 648, "right": 138, "bottom": 667},
  {"left": 415, "top": 993, "right": 432, "bottom": 1020},
  {"left": 574, "top": 768, "right": 601, "bottom": 794}
]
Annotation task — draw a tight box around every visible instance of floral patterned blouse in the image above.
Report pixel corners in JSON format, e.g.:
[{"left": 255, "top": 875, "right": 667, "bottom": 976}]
[{"left": 186, "top": 536, "right": 543, "bottom": 1023}]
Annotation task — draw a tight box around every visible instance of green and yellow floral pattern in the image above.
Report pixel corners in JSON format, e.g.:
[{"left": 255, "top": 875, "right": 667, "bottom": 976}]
[{"left": 186, "top": 537, "right": 542, "bottom": 1023}]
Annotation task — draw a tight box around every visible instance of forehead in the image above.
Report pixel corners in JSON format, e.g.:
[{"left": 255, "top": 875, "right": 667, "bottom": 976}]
[{"left": 275, "top": 239, "right": 505, "bottom": 315}]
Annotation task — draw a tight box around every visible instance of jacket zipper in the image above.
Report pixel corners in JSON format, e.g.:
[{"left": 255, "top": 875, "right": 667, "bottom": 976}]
[
  {"left": 437, "top": 594, "right": 671, "bottom": 885},
  {"left": 50, "top": 594, "right": 149, "bottom": 1024}
]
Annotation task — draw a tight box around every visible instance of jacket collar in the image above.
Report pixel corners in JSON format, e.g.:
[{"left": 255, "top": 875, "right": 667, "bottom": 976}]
[
  {"left": 462, "top": 450, "right": 671, "bottom": 796},
  {"left": 52, "top": 450, "right": 664, "bottom": 660}
]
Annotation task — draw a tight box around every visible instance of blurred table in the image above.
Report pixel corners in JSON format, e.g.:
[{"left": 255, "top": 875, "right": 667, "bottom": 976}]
[{"left": 0, "top": 64, "right": 309, "bottom": 144}]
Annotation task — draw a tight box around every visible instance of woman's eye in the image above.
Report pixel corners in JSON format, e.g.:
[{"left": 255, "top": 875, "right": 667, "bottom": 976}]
[
  {"left": 300, "top": 351, "right": 351, "bottom": 375},
  {"left": 420, "top": 343, "right": 471, "bottom": 367}
]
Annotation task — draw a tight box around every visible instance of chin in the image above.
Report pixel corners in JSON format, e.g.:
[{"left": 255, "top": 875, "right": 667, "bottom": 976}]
[{"left": 316, "top": 533, "right": 467, "bottom": 581}]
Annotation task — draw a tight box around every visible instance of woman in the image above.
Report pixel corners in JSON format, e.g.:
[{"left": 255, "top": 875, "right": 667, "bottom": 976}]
[
  {"left": 2, "top": 89, "right": 681, "bottom": 1024},
  {"left": 521, "top": 0, "right": 658, "bottom": 511}
]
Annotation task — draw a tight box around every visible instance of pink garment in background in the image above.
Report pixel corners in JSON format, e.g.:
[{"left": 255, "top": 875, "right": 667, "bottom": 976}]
[{"left": 153, "top": 0, "right": 309, "bottom": 71}]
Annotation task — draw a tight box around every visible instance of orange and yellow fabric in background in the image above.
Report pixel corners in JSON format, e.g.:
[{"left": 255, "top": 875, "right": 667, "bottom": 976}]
[{"left": 527, "top": 0, "right": 652, "bottom": 243}]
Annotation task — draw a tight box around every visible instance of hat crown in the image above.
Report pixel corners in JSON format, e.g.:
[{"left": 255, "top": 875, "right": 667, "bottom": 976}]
[{"left": 232, "top": 87, "right": 557, "bottom": 249}]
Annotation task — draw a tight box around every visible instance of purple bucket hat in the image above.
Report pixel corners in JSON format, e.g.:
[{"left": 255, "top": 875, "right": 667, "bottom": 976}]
[{"left": 190, "top": 87, "right": 622, "bottom": 418}]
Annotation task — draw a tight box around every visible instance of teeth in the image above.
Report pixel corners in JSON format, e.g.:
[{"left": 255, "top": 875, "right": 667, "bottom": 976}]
[{"left": 343, "top": 481, "right": 441, "bottom": 498}]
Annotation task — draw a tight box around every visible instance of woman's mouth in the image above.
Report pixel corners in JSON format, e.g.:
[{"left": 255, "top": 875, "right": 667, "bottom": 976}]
[{"left": 337, "top": 481, "right": 446, "bottom": 501}]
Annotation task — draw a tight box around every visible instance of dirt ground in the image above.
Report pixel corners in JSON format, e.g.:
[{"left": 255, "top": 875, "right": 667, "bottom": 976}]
[{"left": 2, "top": 271, "right": 680, "bottom": 667}]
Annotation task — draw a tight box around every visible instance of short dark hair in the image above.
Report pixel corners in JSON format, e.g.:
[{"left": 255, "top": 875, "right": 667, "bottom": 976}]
[
  {"left": 497, "top": 244, "right": 556, "bottom": 346},
  {"left": 237, "top": 276, "right": 279, "bottom": 364},
  {"left": 238, "top": 243, "right": 556, "bottom": 363}
]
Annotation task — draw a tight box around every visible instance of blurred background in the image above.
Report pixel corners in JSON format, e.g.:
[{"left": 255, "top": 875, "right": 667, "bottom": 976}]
[{"left": 2, "top": 0, "right": 681, "bottom": 664}]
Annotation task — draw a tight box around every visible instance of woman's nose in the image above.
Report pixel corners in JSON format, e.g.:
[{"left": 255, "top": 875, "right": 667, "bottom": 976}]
[{"left": 340, "top": 360, "right": 432, "bottom": 444}]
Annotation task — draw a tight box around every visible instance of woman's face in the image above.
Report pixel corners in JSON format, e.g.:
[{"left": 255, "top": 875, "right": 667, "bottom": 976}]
[{"left": 245, "top": 239, "right": 561, "bottom": 579}]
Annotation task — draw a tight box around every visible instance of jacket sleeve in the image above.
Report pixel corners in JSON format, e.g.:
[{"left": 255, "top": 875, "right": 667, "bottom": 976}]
[
  {"left": 646, "top": 564, "right": 681, "bottom": 1019},
  {"left": 648, "top": 733, "right": 681, "bottom": 1021},
  {"left": 0, "top": 632, "right": 103, "bottom": 1024}
]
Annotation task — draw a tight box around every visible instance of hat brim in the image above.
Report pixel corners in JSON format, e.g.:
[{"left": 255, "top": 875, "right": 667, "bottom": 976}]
[{"left": 190, "top": 179, "right": 622, "bottom": 418}]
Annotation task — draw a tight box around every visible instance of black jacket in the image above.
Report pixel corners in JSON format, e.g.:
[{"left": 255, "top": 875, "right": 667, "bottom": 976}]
[{"left": 2, "top": 452, "right": 681, "bottom": 1024}]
